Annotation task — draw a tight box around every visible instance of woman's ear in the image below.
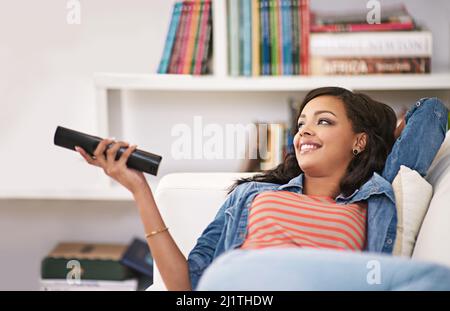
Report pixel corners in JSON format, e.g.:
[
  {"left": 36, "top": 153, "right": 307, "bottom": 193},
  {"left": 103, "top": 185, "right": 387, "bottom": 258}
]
[{"left": 355, "top": 132, "right": 368, "bottom": 152}]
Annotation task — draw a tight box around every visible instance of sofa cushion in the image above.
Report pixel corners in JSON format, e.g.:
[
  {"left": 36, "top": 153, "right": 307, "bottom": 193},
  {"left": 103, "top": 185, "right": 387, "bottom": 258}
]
[
  {"left": 413, "top": 131, "right": 450, "bottom": 267},
  {"left": 392, "top": 165, "right": 432, "bottom": 257}
]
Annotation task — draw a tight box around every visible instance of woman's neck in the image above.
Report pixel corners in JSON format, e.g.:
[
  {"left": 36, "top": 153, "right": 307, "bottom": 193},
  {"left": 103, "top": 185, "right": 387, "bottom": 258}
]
[{"left": 303, "top": 174, "right": 341, "bottom": 199}]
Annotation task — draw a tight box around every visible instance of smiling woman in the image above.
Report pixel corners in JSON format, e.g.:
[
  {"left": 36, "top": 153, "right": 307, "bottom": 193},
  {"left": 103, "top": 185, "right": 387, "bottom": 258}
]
[{"left": 229, "top": 87, "right": 397, "bottom": 198}]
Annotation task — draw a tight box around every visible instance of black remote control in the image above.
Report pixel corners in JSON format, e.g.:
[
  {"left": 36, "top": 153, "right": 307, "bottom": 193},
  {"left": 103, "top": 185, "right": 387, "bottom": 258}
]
[{"left": 54, "top": 126, "right": 162, "bottom": 176}]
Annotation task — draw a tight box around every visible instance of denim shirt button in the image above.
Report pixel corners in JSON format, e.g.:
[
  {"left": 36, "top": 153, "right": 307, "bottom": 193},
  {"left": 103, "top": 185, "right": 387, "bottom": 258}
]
[
  {"left": 386, "top": 239, "right": 393, "bottom": 245},
  {"left": 416, "top": 101, "right": 421, "bottom": 107}
]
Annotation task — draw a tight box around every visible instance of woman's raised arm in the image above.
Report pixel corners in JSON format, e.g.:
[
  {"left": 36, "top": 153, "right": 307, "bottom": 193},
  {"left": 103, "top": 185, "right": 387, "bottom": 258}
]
[{"left": 75, "top": 139, "right": 191, "bottom": 290}]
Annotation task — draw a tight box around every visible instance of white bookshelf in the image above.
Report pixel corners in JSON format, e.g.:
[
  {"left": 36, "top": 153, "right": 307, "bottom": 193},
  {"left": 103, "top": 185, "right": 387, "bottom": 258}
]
[
  {"left": 94, "top": 73, "right": 450, "bottom": 92},
  {"left": 5, "top": 0, "right": 450, "bottom": 201},
  {"left": 71, "top": 0, "right": 450, "bottom": 197}
]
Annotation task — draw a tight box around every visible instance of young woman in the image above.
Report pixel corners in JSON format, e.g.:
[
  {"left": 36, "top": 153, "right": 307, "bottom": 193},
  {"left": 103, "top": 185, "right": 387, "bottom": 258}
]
[{"left": 75, "top": 87, "right": 449, "bottom": 291}]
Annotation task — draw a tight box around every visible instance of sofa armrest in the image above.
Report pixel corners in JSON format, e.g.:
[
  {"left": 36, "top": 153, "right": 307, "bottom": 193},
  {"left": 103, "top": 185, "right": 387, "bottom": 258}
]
[{"left": 146, "top": 172, "right": 257, "bottom": 291}]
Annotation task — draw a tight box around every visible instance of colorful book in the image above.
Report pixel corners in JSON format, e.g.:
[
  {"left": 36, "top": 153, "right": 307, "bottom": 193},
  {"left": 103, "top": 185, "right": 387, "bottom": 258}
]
[
  {"left": 168, "top": 2, "right": 189, "bottom": 73},
  {"left": 201, "top": 8, "right": 213, "bottom": 74},
  {"left": 251, "top": 0, "right": 261, "bottom": 76},
  {"left": 120, "top": 238, "right": 153, "bottom": 279},
  {"left": 190, "top": 1, "right": 206, "bottom": 73},
  {"left": 300, "top": 0, "right": 310, "bottom": 75},
  {"left": 40, "top": 278, "right": 138, "bottom": 291},
  {"left": 269, "top": 0, "right": 280, "bottom": 75},
  {"left": 193, "top": 0, "right": 211, "bottom": 74},
  {"left": 177, "top": 1, "right": 194, "bottom": 73},
  {"left": 228, "top": 0, "right": 240, "bottom": 76},
  {"left": 260, "top": 0, "right": 271, "bottom": 75},
  {"left": 281, "top": 0, "right": 293, "bottom": 75},
  {"left": 41, "top": 242, "right": 135, "bottom": 281},
  {"left": 291, "top": 0, "right": 300, "bottom": 75},
  {"left": 276, "top": 0, "right": 284, "bottom": 75},
  {"left": 241, "top": 0, "right": 253, "bottom": 76},
  {"left": 157, "top": 2, "right": 183, "bottom": 74},
  {"left": 183, "top": 0, "right": 202, "bottom": 74},
  {"left": 311, "top": 56, "right": 431, "bottom": 75},
  {"left": 310, "top": 31, "right": 433, "bottom": 57},
  {"left": 311, "top": 3, "right": 415, "bottom": 33}
]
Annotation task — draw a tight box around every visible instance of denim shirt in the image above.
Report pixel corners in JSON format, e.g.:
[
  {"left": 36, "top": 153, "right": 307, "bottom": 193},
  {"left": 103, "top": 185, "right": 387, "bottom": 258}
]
[
  {"left": 187, "top": 97, "right": 448, "bottom": 290},
  {"left": 187, "top": 172, "right": 396, "bottom": 289}
]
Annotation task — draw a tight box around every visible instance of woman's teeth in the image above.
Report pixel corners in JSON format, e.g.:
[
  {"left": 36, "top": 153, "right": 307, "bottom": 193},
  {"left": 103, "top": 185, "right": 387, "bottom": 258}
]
[{"left": 300, "top": 144, "right": 321, "bottom": 154}]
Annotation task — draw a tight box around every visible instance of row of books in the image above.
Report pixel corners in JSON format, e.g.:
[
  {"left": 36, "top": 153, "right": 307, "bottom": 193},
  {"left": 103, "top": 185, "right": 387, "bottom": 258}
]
[
  {"left": 157, "top": 0, "right": 213, "bottom": 75},
  {"left": 228, "top": 0, "right": 310, "bottom": 76},
  {"left": 240, "top": 99, "right": 297, "bottom": 172},
  {"left": 309, "top": 4, "right": 432, "bottom": 75},
  {"left": 40, "top": 239, "right": 153, "bottom": 291}
]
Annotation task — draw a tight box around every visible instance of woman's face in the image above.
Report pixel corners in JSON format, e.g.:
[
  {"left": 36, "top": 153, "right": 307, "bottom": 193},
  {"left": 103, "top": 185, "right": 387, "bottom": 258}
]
[{"left": 293, "top": 95, "right": 365, "bottom": 177}]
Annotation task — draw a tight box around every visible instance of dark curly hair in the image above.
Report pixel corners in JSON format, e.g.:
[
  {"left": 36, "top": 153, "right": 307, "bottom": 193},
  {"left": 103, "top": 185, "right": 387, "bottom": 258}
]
[{"left": 228, "top": 87, "right": 397, "bottom": 197}]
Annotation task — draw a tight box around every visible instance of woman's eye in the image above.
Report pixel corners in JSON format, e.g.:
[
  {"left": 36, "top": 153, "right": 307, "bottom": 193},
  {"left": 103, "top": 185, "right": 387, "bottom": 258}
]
[
  {"left": 297, "top": 119, "right": 332, "bottom": 131},
  {"left": 318, "top": 119, "right": 332, "bottom": 125}
]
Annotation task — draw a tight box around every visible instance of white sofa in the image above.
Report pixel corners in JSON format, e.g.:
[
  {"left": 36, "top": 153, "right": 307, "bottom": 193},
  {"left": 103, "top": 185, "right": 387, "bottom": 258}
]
[{"left": 147, "top": 132, "right": 450, "bottom": 291}]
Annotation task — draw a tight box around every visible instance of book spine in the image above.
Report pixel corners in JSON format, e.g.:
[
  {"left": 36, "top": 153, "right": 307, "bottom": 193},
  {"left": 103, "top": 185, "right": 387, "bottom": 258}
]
[
  {"left": 194, "top": 0, "right": 211, "bottom": 75},
  {"left": 251, "top": 0, "right": 261, "bottom": 76},
  {"left": 276, "top": 0, "right": 283, "bottom": 75},
  {"left": 157, "top": 2, "right": 183, "bottom": 74},
  {"left": 282, "top": 0, "right": 293, "bottom": 75},
  {"left": 228, "top": 0, "right": 240, "bottom": 76},
  {"left": 177, "top": 1, "right": 194, "bottom": 74},
  {"left": 260, "top": 0, "right": 271, "bottom": 75},
  {"left": 190, "top": 1, "right": 205, "bottom": 74},
  {"left": 242, "top": 0, "right": 252, "bottom": 76},
  {"left": 310, "top": 31, "right": 433, "bottom": 57},
  {"left": 168, "top": 2, "right": 188, "bottom": 74},
  {"left": 200, "top": 3, "right": 213, "bottom": 74},
  {"left": 311, "top": 56, "right": 431, "bottom": 75},
  {"left": 311, "top": 21, "right": 415, "bottom": 33},
  {"left": 300, "top": 0, "right": 310, "bottom": 75},
  {"left": 291, "top": 0, "right": 299, "bottom": 75},
  {"left": 269, "top": 0, "right": 279, "bottom": 75},
  {"left": 183, "top": 0, "right": 202, "bottom": 74}
]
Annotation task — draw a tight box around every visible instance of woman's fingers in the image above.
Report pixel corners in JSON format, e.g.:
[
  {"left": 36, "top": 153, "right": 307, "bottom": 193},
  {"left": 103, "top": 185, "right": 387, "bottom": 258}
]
[
  {"left": 118, "top": 144, "right": 138, "bottom": 167},
  {"left": 75, "top": 146, "right": 97, "bottom": 165},
  {"left": 106, "top": 141, "right": 129, "bottom": 167},
  {"left": 93, "top": 138, "right": 115, "bottom": 165}
]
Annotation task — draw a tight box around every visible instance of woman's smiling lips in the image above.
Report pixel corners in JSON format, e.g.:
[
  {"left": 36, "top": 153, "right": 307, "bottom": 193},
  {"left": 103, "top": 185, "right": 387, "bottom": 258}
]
[{"left": 299, "top": 143, "right": 322, "bottom": 155}]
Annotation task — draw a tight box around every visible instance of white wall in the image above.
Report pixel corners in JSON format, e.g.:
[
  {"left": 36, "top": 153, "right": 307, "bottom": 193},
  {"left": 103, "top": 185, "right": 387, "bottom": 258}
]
[{"left": 0, "top": 0, "right": 449, "bottom": 290}]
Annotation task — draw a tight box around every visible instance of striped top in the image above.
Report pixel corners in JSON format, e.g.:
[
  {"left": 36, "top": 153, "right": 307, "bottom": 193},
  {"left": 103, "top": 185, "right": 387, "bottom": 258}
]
[{"left": 240, "top": 191, "right": 367, "bottom": 251}]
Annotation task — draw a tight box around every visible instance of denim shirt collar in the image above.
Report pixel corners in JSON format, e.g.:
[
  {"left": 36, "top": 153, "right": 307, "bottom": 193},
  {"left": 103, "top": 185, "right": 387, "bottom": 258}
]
[{"left": 277, "top": 172, "right": 395, "bottom": 204}]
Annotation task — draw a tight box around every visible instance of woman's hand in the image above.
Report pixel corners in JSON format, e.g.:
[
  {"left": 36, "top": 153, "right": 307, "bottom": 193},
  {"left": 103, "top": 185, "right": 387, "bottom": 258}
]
[{"left": 75, "top": 139, "right": 148, "bottom": 194}]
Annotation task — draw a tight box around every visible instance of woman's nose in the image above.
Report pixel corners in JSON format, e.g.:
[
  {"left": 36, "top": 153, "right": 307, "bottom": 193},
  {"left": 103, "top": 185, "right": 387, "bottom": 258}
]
[{"left": 299, "top": 125, "right": 313, "bottom": 137}]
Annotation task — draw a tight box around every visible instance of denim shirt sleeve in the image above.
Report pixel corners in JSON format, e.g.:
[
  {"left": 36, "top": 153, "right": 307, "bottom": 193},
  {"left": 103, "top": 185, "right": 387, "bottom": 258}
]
[
  {"left": 187, "top": 183, "right": 248, "bottom": 290},
  {"left": 382, "top": 97, "right": 448, "bottom": 183}
]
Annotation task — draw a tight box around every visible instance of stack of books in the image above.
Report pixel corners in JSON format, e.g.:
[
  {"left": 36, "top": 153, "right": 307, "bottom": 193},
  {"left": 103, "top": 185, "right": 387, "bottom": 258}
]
[
  {"left": 310, "top": 4, "right": 432, "bottom": 75},
  {"left": 228, "top": 0, "right": 310, "bottom": 76},
  {"left": 40, "top": 239, "right": 153, "bottom": 291},
  {"left": 158, "top": 0, "right": 213, "bottom": 75}
]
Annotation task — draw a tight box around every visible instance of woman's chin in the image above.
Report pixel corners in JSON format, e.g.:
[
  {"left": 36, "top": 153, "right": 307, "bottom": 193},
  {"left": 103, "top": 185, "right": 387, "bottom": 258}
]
[{"left": 298, "top": 156, "right": 326, "bottom": 172}]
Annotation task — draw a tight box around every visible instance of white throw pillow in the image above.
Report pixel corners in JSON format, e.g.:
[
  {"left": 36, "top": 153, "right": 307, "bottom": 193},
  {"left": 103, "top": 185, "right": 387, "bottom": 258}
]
[
  {"left": 413, "top": 131, "right": 450, "bottom": 267},
  {"left": 392, "top": 165, "right": 433, "bottom": 257}
]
